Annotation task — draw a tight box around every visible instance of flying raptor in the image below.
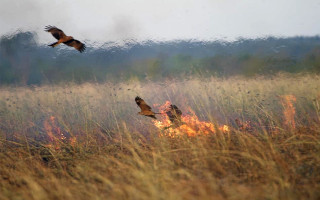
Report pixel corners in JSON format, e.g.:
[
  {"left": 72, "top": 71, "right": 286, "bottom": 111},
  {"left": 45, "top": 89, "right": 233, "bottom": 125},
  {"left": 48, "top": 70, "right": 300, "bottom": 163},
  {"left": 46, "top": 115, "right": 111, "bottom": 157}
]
[
  {"left": 135, "top": 96, "right": 158, "bottom": 119},
  {"left": 45, "top": 25, "right": 86, "bottom": 53}
]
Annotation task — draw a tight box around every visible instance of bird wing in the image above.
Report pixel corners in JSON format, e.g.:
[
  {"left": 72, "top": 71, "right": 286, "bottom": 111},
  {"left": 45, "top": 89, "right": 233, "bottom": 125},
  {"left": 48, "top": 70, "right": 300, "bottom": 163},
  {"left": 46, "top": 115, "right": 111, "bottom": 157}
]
[
  {"left": 45, "top": 25, "right": 66, "bottom": 40},
  {"left": 172, "top": 105, "right": 182, "bottom": 117},
  {"left": 166, "top": 111, "right": 175, "bottom": 122},
  {"left": 63, "top": 39, "right": 86, "bottom": 53},
  {"left": 135, "top": 96, "right": 152, "bottom": 112}
]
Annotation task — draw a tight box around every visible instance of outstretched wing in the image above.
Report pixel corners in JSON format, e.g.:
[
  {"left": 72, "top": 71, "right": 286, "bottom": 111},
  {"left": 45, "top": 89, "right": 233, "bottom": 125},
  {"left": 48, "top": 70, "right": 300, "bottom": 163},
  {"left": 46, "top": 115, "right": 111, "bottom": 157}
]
[
  {"left": 166, "top": 105, "right": 182, "bottom": 123},
  {"left": 135, "top": 96, "right": 152, "bottom": 112},
  {"left": 63, "top": 39, "right": 86, "bottom": 53},
  {"left": 45, "top": 25, "right": 66, "bottom": 40}
]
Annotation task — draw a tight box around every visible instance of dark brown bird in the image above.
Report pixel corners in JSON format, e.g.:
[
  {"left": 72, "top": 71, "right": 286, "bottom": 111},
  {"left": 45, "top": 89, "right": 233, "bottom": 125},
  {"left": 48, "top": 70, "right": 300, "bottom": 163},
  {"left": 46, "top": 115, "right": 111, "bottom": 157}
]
[
  {"left": 135, "top": 96, "right": 158, "bottom": 119},
  {"left": 166, "top": 105, "right": 182, "bottom": 124},
  {"left": 165, "top": 104, "right": 184, "bottom": 128},
  {"left": 45, "top": 25, "right": 86, "bottom": 53}
]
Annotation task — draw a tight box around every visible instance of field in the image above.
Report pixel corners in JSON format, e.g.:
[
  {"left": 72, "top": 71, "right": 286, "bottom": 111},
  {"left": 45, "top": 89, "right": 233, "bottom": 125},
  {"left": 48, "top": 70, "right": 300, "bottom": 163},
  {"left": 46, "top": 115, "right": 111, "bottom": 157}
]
[{"left": 0, "top": 74, "right": 320, "bottom": 200}]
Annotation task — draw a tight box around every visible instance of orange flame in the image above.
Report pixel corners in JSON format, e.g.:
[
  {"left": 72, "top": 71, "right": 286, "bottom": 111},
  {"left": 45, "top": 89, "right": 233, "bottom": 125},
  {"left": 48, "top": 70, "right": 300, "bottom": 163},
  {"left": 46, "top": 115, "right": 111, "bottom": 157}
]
[
  {"left": 280, "top": 95, "right": 296, "bottom": 129},
  {"left": 153, "top": 101, "right": 229, "bottom": 137},
  {"left": 43, "top": 116, "right": 76, "bottom": 149}
]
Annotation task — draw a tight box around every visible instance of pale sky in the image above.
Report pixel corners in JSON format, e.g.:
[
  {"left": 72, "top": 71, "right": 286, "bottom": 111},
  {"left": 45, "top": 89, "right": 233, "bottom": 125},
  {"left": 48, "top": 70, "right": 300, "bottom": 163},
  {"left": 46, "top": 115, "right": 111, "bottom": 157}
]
[{"left": 0, "top": 0, "right": 320, "bottom": 44}]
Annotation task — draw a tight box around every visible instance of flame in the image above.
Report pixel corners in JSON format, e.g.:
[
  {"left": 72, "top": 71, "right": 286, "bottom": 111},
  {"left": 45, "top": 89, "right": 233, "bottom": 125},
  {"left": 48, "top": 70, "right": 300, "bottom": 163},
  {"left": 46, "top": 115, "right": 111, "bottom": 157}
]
[
  {"left": 280, "top": 95, "right": 296, "bottom": 129},
  {"left": 222, "top": 125, "right": 230, "bottom": 132},
  {"left": 154, "top": 101, "right": 229, "bottom": 137},
  {"left": 69, "top": 136, "right": 77, "bottom": 147},
  {"left": 43, "top": 115, "right": 76, "bottom": 149}
]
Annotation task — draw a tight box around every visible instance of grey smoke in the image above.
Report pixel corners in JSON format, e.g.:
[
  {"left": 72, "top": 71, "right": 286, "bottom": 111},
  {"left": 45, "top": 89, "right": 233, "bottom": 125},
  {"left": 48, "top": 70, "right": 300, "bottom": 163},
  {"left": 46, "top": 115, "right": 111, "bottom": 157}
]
[{"left": 0, "top": 0, "right": 320, "bottom": 44}]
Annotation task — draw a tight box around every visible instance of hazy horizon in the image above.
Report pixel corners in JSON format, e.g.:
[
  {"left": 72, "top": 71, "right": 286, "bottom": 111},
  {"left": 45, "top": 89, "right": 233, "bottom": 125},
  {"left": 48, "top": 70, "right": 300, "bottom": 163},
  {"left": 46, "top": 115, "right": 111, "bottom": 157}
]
[{"left": 1, "top": 0, "right": 319, "bottom": 45}]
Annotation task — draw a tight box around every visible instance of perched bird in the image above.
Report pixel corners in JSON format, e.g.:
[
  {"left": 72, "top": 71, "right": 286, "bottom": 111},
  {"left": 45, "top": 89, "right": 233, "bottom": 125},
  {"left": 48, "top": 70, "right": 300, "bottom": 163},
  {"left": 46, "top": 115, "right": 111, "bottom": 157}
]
[
  {"left": 135, "top": 96, "right": 158, "bottom": 119},
  {"left": 45, "top": 25, "right": 86, "bottom": 53},
  {"left": 164, "top": 104, "right": 184, "bottom": 129},
  {"left": 166, "top": 105, "right": 182, "bottom": 125}
]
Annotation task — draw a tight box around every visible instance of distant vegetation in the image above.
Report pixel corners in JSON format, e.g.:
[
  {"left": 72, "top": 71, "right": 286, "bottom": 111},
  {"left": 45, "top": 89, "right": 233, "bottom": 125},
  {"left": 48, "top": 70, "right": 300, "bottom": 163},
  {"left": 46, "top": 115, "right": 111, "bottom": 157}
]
[{"left": 0, "top": 31, "right": 320, "bottom": 85}]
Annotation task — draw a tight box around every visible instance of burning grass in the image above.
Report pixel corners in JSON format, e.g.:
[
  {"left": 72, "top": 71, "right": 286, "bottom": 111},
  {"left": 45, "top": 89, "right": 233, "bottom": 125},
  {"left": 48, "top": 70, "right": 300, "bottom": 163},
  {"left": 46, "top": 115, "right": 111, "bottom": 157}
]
[
  {"left": 0, "top": 74, "right": 320, "bottom": 199},
  {"left": 153, "top": 101, "right": 229, "bottom": 137}
]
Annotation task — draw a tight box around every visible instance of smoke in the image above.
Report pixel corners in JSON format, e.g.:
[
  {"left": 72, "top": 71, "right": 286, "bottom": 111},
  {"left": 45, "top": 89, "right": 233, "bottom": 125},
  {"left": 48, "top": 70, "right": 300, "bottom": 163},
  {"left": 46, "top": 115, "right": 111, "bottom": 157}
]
[
  {"left": 1, "top": 0, "right": 320, "bottom": 44},
  {"left": 111, "top": 15, "right": 141, "bottom": 41},
  {"left": 0, "top": 0, "right": 42, "bottom": 31}
]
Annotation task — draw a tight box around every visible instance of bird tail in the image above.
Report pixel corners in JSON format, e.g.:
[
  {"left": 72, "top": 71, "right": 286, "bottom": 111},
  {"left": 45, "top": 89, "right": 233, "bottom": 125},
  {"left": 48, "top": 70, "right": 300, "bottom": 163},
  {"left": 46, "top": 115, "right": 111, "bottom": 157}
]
[{"left": 48, "top": 42, "right": 59, "bottom": 47}]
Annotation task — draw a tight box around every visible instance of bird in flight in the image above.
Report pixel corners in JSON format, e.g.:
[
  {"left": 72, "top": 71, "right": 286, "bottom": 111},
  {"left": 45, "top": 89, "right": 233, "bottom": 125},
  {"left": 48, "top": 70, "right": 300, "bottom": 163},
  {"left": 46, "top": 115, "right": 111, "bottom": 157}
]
[
  {"left": 135, "top": 96, "right": 159, "bottom": 119},
  {"left": 45, "top": 25, "right": 86, "bottom": 53}
]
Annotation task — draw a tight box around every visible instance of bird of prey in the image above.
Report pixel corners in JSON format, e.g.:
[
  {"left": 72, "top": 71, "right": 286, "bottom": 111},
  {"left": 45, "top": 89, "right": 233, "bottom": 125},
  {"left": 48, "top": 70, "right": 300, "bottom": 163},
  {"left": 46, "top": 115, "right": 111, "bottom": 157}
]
[
  {"left": 45, "top": 25, "right": 86, "bottom": 53},
  {"left": 135, "top": 96, "right": 158, "bottom": 119},
  {"left": 165, "top": 104, "right": 183, "bottom": 128}
]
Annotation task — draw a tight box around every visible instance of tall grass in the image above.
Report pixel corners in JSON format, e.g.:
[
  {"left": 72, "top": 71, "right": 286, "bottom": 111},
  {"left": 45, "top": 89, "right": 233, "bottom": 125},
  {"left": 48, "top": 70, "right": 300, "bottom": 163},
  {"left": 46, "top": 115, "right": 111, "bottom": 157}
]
[{"left": 0, "top": 74, "right": 319, "bottom": 199}]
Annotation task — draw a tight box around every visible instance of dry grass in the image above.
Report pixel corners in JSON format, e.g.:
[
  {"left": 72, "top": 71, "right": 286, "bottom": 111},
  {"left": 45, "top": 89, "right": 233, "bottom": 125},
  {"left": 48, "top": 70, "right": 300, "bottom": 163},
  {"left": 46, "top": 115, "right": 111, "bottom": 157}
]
[{"left": 0, "top": 74, "right": 320, "bottom": 200}]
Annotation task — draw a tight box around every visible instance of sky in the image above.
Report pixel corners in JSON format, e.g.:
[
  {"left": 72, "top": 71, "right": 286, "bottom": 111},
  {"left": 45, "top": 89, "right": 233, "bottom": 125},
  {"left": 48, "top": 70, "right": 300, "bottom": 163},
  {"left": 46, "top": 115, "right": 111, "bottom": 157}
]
[{"left": 0, "top": 0, "right": 320, "bottom": 44}]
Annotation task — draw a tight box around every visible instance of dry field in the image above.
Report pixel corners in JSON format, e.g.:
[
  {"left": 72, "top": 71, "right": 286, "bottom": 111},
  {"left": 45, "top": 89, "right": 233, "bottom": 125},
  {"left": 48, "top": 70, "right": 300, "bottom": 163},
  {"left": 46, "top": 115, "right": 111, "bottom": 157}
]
[{"left": 0, "top": 74, "right": 320, "bottom": 200}]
